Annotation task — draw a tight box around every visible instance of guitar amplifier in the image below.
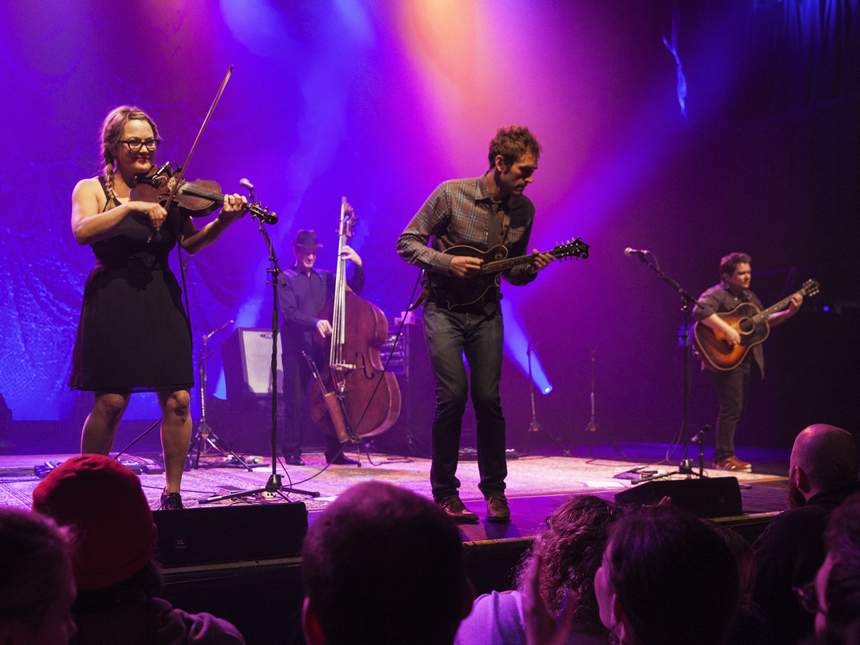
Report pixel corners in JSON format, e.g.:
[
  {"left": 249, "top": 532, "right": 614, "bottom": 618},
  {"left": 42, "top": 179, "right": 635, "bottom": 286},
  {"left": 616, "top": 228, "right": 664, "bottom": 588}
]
[
  {"left": 371, "top": 318, "right": 434, "bottom": 457},
  {"left": 380, "top": 328, "right": 407, "bottom": 375},
  {"left": 222, "top": 328, "right": 284, "bottom": 400}
]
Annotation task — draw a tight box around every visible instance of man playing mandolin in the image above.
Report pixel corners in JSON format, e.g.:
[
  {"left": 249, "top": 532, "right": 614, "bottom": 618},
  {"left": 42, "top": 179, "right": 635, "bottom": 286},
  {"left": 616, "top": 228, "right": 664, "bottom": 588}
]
[
  {"left": 397, "top": 125, "right": 554, "bottom": 523},
  {"left": 693, "top": 252, "right": 803, "bottom": 472}
]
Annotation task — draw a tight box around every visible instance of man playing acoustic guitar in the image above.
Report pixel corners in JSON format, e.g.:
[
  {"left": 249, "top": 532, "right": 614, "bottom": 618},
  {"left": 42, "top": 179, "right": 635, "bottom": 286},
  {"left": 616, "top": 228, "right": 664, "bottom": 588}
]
[
  {"left": 693, "top": 252, "right": 803, "bottom": 472},
  {"left": 397, "top": 125, "right": 554, "bottom": 523}
]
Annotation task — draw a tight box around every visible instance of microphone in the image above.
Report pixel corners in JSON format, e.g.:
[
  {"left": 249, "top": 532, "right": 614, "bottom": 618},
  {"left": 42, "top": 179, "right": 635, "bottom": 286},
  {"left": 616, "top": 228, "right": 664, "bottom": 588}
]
[
  {"left": 624, "top": 248, "right": 651, "bottom": 258},
  {"left": 239, "top": 178, "right": 255, "bottom": 191},
  {"left": 690, "top": 424, "right": 710, "bottom": 444}
]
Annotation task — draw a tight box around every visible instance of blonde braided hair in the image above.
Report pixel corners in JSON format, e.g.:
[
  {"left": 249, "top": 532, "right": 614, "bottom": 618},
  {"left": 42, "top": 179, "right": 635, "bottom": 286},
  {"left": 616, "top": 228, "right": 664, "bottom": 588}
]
[{"left": 99, "top": 106, "right": 159, "bottom": 205}]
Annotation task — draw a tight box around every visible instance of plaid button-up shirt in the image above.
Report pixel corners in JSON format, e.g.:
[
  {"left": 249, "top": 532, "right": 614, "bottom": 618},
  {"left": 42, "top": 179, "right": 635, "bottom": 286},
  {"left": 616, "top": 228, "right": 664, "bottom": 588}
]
[{"left": 397, "top": 174, "right": 537, "bottom": 294}]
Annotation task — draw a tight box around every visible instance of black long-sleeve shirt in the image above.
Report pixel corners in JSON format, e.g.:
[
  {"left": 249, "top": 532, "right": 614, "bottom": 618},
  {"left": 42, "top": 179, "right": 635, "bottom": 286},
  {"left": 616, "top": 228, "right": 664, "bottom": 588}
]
[{"left": 277, "top": 263, "right": 365, "bottom": 355}]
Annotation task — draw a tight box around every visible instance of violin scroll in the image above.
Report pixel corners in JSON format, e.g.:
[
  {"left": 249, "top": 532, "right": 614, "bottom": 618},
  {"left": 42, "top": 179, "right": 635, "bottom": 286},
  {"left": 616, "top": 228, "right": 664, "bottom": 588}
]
[{"left": 250, "top": 204, "right": 277, "bottom": 225}]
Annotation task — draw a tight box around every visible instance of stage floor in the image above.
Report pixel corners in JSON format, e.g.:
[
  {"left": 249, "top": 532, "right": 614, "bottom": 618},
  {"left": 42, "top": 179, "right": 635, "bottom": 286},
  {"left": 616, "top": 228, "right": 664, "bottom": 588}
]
[{"left": 0, "top": 442, "right": 791, "bottom": 543}]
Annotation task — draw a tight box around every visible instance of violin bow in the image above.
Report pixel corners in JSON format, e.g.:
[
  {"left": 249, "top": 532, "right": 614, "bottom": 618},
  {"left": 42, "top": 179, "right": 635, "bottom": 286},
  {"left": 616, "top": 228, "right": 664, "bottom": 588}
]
[{"left": 160, "top": 66, "right": 234, "bottom": 216}]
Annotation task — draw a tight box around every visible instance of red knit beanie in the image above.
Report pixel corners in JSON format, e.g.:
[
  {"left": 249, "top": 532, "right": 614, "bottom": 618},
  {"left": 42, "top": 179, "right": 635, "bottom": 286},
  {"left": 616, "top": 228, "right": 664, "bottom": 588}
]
[{"left": 31, "top": 454, "right": 157, "bottom": 591}]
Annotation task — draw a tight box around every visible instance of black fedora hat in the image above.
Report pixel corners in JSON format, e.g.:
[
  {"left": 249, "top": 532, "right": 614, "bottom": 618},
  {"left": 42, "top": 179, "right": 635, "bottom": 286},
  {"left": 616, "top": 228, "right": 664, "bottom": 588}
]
[{"left": 293, "top": 230, "right": 323, "bottom": 250}]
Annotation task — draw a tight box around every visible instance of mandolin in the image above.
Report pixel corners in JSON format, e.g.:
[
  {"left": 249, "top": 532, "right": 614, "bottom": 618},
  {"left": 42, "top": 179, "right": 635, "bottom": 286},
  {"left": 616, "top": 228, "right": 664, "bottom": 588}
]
[{"left": 420, "top": 237, "right": 590, "bottom": 309}]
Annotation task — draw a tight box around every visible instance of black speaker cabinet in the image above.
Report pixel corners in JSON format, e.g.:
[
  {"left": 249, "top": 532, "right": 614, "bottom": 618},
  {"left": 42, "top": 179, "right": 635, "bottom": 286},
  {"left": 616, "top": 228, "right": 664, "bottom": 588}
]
[
  {"left": 371, "top": 321, "right": 435, "bottom": 457},
  {"left": 153, "top": 502, "right": 308, "bottom": 567},
  {"left": 614, "top": 477, "right": 743, "bottom": 518},
  {"left": 222, "top": 328, "right": 284, "bottom": 400}
]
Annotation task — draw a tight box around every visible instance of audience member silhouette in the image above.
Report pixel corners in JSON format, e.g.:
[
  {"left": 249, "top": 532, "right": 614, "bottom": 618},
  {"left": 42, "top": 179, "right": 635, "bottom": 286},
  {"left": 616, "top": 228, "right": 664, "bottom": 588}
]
[
  {"left": 713, "top": 524, "right": 774, "bottom": 645},
  {"left": 31, "top": 454, "right": 245, "bottom": 645},
  {"left": 301, "top": 480, "right": 475, "bottom": 645},
  {"left": 805, "top": 492, "right": 860, "bottom": 644},
  {"left": 455, "top": 495, "right": 619, "bottom": 645},
  {"left": 0, "top": 507, "right": 77, "bottom": 645},
  {"left": 525, "top": 504, "right": 740, "bottom": 645},
  {"left": 753, "top": 424, "right": 860, "bottom": 644}
]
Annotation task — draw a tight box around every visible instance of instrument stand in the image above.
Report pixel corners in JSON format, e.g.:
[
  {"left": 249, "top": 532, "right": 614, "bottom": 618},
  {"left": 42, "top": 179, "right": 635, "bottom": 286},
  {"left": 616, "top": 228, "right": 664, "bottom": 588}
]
[
  {"left": 302, "top": 352, "right": 365, "bottom": 468},
  {"left": 625, "top": 252, "right": 704, "bottom": 482},
  {"left": 518, "top": 344, "right": 570, "bottom": 456},
  {"left": 188, "top": 322, "right": 252, "bottom": 471},
  {"left": 201, "top": 189, "right": 318, "bottom": 504},
  {"left": 571, "top": 348, "right": 627, "bottom": 461}
]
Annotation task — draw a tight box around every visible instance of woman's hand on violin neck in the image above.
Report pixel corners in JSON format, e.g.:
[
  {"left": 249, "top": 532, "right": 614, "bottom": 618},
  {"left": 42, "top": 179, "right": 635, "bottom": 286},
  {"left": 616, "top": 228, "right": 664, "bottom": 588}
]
[{"left": 217, "top": 193, "right": 249, "bottom": 223}]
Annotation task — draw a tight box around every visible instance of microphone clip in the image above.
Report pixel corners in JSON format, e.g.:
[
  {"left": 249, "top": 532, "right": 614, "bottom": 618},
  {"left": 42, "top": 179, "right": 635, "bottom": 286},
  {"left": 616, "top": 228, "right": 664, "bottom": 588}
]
[{"left": 690, "top": 425, "right": 710, "bottom": 445}]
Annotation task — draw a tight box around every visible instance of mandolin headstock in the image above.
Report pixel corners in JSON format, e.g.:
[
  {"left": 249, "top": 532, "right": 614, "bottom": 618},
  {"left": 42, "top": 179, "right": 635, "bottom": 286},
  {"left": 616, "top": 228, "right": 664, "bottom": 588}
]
[{"left": 551, "top": 237, "right": 590, "bottom": 261}]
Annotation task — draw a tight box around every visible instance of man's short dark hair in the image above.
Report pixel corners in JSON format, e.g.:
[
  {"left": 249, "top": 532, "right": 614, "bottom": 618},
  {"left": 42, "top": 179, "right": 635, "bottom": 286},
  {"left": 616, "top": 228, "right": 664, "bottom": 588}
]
[
  {"left": 719, "top": 252, "right": 752, "bottom": 279},
  {"left": 302, "top": 481, "right": 469, "bottom": 645},
  {"left": 605, "top": 505, "right": 740, "bottom": 645},
  {"left": 488, "top": 125, "right": 542, "bottom": 168}
]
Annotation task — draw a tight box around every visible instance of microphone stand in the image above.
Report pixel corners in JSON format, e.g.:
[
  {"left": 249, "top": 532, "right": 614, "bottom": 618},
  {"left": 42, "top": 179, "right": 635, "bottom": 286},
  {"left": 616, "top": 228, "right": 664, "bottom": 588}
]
[
  {"left": 571, "top": 347, "right": 626, "bottom": 461},
  {"left": 200, "top": 184, "right": 318, "bottom": 504},
  {"left": 691, "top": 425, "right": 710, "bottom": 478},
  {"left": 518, "top": 343, "right": 570, "bottom": 456},
  {"left": 626, "top": 251, "right": 704, "bottom": 481}
]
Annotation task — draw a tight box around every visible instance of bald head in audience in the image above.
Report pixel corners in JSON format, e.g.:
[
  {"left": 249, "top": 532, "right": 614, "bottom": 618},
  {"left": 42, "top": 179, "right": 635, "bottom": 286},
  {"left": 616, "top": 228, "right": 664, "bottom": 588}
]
[{"left": 789, "top": 424, "right": 859, "bottom": 509}]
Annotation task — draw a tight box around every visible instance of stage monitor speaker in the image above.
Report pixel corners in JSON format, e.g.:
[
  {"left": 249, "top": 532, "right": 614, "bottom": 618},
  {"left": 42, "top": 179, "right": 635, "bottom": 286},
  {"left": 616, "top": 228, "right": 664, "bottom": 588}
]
[
  {"left": 153, "top": 502, "right": 307, "bottom": 567},
  {"left": 222, "top": 328, "right": 284, "bottom": 400},
  {"left": 614, "top": 477, "right": 742, "bottom": 518},
  {"left": 371, "top": 321, "right": 434, "bottom": 457}
]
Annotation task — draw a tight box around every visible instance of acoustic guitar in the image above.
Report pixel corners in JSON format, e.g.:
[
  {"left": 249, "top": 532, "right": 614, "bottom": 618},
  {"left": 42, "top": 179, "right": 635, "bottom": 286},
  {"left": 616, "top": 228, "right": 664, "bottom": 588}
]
[
  {"left": 692, "top": 278, "right": 820, "bottom": 371},
  {"left": 421, "top": 237, "right": 590, "bottom": 310}
]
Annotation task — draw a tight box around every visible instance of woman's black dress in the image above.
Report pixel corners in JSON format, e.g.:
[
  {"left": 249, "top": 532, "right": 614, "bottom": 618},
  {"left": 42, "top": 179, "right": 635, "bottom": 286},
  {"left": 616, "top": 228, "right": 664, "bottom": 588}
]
[{"left": 69, "top": 179, "right": 194, "bottom": 393}]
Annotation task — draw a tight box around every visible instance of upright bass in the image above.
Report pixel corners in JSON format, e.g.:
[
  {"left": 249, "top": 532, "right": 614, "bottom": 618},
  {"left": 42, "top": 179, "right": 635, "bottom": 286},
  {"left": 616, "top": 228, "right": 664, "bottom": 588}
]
[{"left": 308, "top": 199, "right": 401, "bottom": 444}]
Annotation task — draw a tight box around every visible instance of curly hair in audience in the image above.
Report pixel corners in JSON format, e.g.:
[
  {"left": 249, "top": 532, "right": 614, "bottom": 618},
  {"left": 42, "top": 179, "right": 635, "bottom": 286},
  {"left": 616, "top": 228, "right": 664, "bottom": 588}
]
[{"left": 515, "top": 495, "right": 621, "bottom": 635}]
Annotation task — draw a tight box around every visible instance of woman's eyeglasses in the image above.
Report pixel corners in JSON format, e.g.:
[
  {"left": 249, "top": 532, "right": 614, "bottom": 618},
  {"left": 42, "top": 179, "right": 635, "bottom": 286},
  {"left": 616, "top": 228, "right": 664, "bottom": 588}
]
[
  {"left": 793, "top": 581, "right": 826, "bottom": 615},
  {"left": 121, "top": 138, "right": 161, "bottom": 153}
]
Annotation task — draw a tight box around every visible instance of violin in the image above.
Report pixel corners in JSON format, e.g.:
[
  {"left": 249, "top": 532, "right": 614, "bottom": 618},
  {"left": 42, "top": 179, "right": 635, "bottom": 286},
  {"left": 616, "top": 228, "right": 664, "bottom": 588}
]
[{"left": 130, "top": 162, "right": 277, "bottom": 224}]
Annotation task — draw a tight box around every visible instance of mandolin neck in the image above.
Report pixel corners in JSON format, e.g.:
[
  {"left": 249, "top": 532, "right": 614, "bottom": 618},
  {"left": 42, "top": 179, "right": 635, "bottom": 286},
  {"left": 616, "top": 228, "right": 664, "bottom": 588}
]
[{"left": 482, "top": 254, "right": 528, "bottom": 275}]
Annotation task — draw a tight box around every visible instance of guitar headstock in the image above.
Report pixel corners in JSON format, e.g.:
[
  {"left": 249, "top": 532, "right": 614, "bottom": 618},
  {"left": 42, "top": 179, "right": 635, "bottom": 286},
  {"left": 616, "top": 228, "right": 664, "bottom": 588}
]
[
  {"left": 801, "top": 279, "right": 820, "bottom": 297},
  {"left": 551, "top": 237, "right": 590, "bottom": 261}
]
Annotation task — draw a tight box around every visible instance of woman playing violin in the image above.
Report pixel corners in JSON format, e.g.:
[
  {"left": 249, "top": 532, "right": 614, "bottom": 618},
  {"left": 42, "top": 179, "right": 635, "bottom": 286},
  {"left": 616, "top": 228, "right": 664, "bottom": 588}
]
[{"left": 69, "top": 106, "right": 249, "bottom": 510}]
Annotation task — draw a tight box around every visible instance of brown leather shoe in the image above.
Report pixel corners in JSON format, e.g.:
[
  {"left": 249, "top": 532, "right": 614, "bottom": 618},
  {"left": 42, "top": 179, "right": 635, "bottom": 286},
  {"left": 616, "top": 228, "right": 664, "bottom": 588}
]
[
  {"left": 714, "top": 456, "right": 752, "bottom": 473},
  {"left": 436, "top": 495, "right": 478, "bottom": 523},
  {"left": 486, "top": 495, "right": 511, "bottom": 523}
]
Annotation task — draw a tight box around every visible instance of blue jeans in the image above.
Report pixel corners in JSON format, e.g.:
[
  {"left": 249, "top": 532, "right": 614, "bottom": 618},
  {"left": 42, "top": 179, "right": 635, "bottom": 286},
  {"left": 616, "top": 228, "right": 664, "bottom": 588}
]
[
  {"left": 707, "top": 357, "right": 752, "bottom": 463},
  {"left": 422, "top": 302, "right": 506, "bottom": 500}
]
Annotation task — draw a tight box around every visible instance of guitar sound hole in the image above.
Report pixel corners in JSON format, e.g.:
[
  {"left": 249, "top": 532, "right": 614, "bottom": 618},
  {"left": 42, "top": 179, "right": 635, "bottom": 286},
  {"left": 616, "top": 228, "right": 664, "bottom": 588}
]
[{"left": 738, "top": 319, "right": 754, "bottom": 334}]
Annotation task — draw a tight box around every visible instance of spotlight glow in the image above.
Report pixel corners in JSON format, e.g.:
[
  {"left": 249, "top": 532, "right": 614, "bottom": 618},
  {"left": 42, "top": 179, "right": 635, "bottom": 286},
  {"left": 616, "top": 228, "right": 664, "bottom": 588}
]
[{"left": 500, "top": 300, "right": 553, "bottom": 395}]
